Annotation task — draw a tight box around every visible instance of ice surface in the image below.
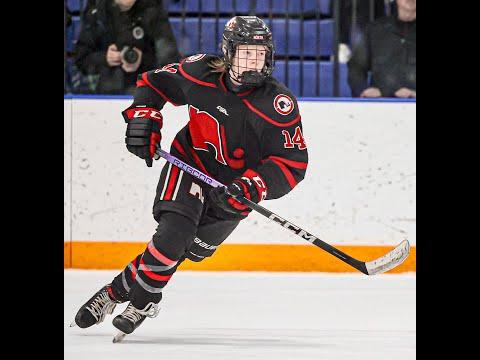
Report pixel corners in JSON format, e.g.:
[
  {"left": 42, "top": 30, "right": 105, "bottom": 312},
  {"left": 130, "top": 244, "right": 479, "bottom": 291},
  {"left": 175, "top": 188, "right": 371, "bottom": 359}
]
[{"left": 65, "top": 270, "right": 415, "bottom": 360}]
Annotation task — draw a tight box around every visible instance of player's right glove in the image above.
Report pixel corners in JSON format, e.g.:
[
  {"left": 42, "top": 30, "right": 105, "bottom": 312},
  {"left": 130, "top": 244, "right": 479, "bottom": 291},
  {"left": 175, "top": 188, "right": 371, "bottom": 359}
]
[
  {"left": 122, "top": 107, "right": 163, "bottom": 167},
  {"left": 209, "top": 169, "right": 268, "bottom": 217}
]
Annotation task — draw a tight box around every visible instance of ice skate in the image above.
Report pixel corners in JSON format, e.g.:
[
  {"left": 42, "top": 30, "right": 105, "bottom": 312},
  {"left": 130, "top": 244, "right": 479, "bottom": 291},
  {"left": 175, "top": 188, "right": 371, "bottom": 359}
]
[
  {"left": 71, "top": 284, "right": 125, "bottom": 328},
  {"left": 112, "top": 302, "right": 159, "bottom": 342}
]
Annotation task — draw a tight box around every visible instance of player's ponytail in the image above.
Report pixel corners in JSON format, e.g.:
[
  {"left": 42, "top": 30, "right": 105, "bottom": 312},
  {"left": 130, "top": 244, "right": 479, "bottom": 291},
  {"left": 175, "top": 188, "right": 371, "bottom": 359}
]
[{"left": 208, "top": 57, "right": 226, "bottom": 73}]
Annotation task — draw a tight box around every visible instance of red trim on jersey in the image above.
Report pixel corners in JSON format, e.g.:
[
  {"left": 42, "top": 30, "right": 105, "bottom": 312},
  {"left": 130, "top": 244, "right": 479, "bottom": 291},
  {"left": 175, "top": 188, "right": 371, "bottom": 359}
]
[
  {"left": 265, "top": 156, "right": 308, "bottom": 169},
  {"left": 172, "top": 139, "right": 188, "bottom": 160},
  {"left": 218, "top": 72, "right": 255, "bottom": 97},
  {"left": 139, "top": 259, "right": 173, "bottom": 282},
  {"left": 189, "top": 147, "right": 214, "bottom": 177},
  {"left": 173, "top": 137, "right": 213, "bottom": 179},
  {"left": 173, "top": 142, "right": 215, "bottom": 180},
  {"left": 220, "top": 126, "right": 245, "bottom": 169},
  {"left": 179, "top": 61, "right": 217, "bottom": 88},
  {"left": 268, "top": 158, "right": 298, "bottom": 189},
  {"left": 136, "top": 79, "right": 148, "bottom": 87},
  {"left": 141, "top": 73, "right": 181, "bottom": 106},
  {"left": 219, "top": 73, "right": 228, "bottom": 93},
  {"left": 237, "top": 88, "right": 255, "bottom": 97},
  {"left": 163, "top": 166, "right": 180, "bottom": 200},
  {"left": 242, "top": 100, "right": 301, "bottom": 127}
]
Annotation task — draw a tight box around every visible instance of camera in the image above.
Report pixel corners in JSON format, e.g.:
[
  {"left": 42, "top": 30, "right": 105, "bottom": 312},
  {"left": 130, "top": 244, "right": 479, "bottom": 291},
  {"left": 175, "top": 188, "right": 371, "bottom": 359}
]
[{"left": 120, "top": 46, "right": 139, "bottom": 64}]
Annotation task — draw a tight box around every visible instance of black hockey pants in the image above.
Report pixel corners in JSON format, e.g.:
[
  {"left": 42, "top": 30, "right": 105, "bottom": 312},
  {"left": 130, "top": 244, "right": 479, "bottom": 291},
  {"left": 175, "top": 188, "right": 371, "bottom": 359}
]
[{"left": 111, "top": 160, "right": 243, "bottom": 308}]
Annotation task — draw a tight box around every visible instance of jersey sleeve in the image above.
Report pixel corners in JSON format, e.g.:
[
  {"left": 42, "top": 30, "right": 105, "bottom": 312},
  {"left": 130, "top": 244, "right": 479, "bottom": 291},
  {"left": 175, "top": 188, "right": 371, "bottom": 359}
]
[
  {"left": 250, "top": 92, "right": 309, "bottom": 200},
  {"left": 127, "top": 54, "right": 216, "bottom": 111},
  {"left": 129, "top": 62, "right": 189, "bottom": 110}
]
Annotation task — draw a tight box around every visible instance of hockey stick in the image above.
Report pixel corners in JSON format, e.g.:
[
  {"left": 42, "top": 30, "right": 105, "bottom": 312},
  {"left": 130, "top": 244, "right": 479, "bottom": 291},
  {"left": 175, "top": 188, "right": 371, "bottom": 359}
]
[{"left": 154, "top": 149, "right": 410, "bottom": 275}]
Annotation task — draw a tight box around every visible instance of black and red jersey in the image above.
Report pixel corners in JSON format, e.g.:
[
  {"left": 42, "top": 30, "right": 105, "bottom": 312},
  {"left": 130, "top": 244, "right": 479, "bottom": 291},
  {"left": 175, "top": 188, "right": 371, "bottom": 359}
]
[{"left": 127, "top": 53, "right": 309, "bottom": 200}]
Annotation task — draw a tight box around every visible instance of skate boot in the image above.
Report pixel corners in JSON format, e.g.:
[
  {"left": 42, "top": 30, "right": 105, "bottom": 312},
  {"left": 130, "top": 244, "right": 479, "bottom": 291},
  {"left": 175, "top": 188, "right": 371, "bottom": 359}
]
[
  {"left": 112, "top": 302, "right": 159, "bottom": 342},
  {"left": 71, "top": 284, "right": 126, "bottom": 328}
]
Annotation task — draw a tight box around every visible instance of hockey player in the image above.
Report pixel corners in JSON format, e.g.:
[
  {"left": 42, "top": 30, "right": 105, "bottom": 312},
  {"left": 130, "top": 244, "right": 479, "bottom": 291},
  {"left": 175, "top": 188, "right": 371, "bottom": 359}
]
[{"left": 72, "top": 16, "right": 309, "bottom": 340}]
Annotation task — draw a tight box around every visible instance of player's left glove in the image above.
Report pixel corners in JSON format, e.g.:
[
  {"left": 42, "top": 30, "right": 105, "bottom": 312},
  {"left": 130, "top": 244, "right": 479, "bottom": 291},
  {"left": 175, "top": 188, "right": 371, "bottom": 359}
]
[
  {"left": 122, "top": 106, "right": 163, "bottom": 167},
  {"left": 209, "top": 170, "right": 267, "bottom": 216}
]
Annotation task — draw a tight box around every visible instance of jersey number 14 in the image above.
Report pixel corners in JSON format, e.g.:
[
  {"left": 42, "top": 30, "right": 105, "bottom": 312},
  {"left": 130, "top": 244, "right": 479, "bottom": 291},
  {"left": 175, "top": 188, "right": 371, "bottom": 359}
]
[{"left": 282, "top": 126, "right": 307, "bottom": 150}]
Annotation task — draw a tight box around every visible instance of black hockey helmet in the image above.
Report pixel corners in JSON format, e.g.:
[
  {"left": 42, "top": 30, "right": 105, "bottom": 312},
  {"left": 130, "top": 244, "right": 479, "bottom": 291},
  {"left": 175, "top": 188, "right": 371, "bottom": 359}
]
[{"left": 222, "top": 16, "right": 275, "bottom": 86}]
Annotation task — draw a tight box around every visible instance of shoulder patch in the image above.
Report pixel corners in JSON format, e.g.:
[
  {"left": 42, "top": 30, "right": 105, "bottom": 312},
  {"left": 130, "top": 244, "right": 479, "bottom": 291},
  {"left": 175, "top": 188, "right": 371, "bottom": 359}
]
[
  {"left": 244, "top": 80, "right": 300, "bottom": 127},
  {"left": 273, "top": 94, "right": 294, "bottom": 116}
]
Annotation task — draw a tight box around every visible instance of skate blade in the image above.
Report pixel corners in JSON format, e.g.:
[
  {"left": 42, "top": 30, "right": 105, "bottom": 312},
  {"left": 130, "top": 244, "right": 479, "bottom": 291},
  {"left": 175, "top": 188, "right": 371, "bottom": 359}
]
[
  {"left": 113, "top": 332, "right": 127, "bottom": 343},
  {"left": 69, "top": 321, "right": 77, "bottom": 327}
]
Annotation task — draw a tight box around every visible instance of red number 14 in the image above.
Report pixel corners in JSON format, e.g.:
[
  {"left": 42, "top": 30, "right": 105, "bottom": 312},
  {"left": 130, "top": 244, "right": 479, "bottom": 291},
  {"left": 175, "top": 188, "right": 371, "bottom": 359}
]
[{"left": 282, "top": 126, "right": 307, "bottom": 150}]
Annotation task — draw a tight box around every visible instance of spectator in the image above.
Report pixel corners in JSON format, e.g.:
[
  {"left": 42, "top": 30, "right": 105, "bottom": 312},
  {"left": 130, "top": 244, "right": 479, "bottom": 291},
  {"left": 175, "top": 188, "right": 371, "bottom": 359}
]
[
  {"left": 73, "top": 0, "right": 180, "bottom": 94},
  {"left": 65, "top": 4, "right": 73, "bottom": 93},
  {"left": 336, "top": 0, "right": 387, "bottom": 62},
  {"left": 347, "top": 0, "right": 416, "bottom": 98}
]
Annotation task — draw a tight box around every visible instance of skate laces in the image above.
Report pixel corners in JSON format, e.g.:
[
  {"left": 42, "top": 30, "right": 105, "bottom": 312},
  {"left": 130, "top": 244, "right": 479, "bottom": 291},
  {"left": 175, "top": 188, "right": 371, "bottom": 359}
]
[
  {"left": 85, "top": 289, "right": 117, "bottom": 323},
  {"left": 121, "top": 302, "right": 160, "bottom": 323},
  {"left": 141, "top": 302, "right": 160, "bottom": 318}
]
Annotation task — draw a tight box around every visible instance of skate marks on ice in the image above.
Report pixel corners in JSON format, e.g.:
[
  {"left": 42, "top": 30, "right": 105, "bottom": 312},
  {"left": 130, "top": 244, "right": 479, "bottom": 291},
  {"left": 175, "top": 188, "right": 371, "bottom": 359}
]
[
  {"left": 67, "top": 327, "right": 415, "bottom": 360},
  {"left": 110, "top": 327, "right": 415, "bottom": 348},
  {"left": 65, "top": 270, "right": 415, "bottom": 360}
]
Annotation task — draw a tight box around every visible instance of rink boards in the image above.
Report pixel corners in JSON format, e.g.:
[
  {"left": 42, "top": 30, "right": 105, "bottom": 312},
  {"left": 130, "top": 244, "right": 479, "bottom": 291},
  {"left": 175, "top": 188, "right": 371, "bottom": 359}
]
[{"left": 64, "top": 97, "right": 416, "bottom": 272}]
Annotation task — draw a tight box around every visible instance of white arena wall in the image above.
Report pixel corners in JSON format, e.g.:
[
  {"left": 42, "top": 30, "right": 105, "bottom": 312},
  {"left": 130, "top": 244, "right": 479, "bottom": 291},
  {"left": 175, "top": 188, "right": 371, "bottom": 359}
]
[{"left": 64, "top": 98, "right": 415, "bottom": 249}]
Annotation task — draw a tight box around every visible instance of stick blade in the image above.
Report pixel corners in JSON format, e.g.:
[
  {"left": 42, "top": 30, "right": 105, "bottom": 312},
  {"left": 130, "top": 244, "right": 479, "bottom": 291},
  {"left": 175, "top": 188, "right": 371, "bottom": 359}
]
[{"left": 365, "top": 239, "right": 411, "bottom": 275}]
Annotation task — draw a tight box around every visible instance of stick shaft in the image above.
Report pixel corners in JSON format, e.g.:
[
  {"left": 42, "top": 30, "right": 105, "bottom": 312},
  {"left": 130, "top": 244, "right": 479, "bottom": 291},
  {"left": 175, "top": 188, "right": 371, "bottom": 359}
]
[{"left": 156, "top": 149, "right": 368, "bottom": 274}]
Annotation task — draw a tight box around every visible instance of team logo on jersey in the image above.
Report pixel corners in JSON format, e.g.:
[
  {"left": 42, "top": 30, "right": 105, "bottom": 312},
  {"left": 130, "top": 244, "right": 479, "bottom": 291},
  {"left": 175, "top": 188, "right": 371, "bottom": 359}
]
[
  {"left": 188, "top": 105, "right": 245, "bottom": 169},
  {"left": 189, "top": 105, "right": 227, "bottom": 165},
  {"left": 185, "top": 54, "right": 206, "bottom": 63},
  {"left": 273, "top": 94, "right": 294, "bottom": 116}
]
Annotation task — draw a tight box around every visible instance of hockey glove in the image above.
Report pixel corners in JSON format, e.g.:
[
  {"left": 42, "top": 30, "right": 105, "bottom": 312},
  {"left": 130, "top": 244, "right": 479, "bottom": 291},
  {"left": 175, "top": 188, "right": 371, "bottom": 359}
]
[
  {"left": 209, "top": 169, "right": 267, "bottom": 216},
  {"left": 123, "top": 107, "right": 163, "bottom": 167}
]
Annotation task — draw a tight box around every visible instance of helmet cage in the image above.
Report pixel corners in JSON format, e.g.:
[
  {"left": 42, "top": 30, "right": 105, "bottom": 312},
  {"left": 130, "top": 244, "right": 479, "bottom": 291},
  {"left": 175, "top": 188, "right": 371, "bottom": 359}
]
[
  {"left": 223, "top": 40, "right": 274, "bottom": 86},
  {"left": 221, "top": 16, "right": 275, "bottom": 86}
]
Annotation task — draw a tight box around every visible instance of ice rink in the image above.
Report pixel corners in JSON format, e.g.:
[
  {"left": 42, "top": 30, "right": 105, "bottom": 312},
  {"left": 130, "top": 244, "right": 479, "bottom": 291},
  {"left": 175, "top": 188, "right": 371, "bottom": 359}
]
[{"left": 65, "top": 270, "right": 416, "bottom": 360}]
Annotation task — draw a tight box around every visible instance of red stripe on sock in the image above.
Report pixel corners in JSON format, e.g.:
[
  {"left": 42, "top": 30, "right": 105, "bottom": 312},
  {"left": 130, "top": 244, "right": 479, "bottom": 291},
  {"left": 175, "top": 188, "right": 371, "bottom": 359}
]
[
  {"left": 147, "top": 242, "right": 177, "bottom": 266},
  {"left": 139, "top": 259, "right": 173, "bottom": 281}
]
